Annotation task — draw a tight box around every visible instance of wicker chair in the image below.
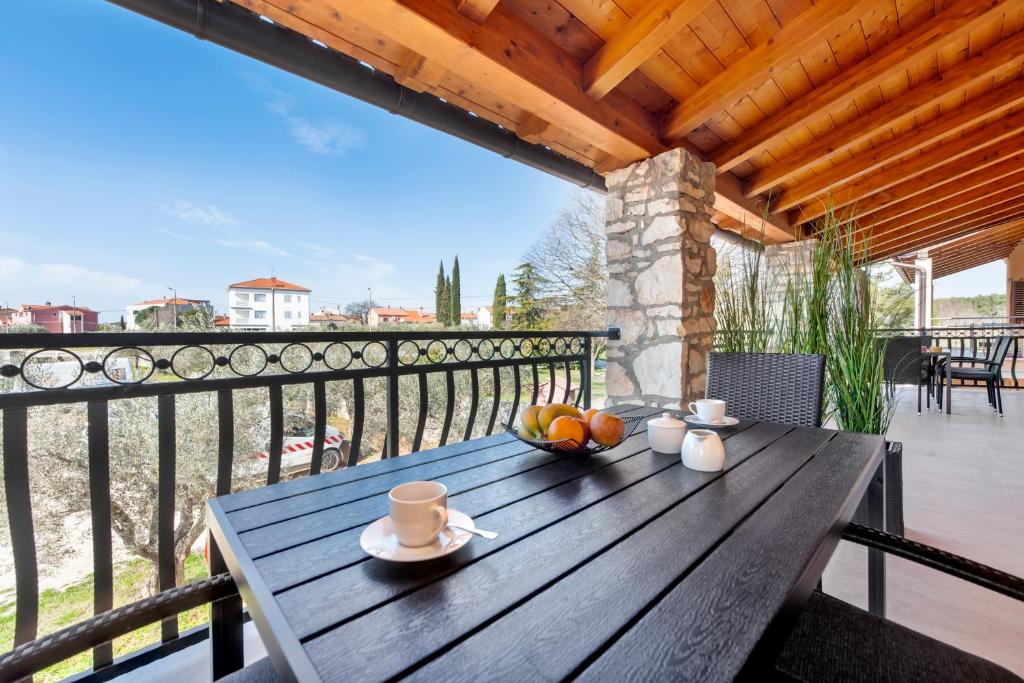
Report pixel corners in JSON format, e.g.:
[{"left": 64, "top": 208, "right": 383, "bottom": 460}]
[
  {"left": 774, "top": 525, "right": 1024, "bottom": 682},
  {"left": 705, "top": 352, "right": 826, "bottom": 427},
  {"left": 940, "top": 335, "right": 1013, "bottom": 416},
  {"left": 880, "top": 335, "right": 932, "bottom": 414}
]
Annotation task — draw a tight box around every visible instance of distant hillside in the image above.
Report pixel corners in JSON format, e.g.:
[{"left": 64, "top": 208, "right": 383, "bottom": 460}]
[{"left": 934, "top": 293, "right": 1006, "bottom": 322}]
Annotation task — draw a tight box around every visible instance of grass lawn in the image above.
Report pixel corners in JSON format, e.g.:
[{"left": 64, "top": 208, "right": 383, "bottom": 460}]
[{"left": 0, "top": 553, "right": 209, "bottom": 682}]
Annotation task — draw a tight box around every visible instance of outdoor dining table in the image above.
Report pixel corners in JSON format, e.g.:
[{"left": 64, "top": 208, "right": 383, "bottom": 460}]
[{"left": 206, "top": 404, "right": 885, "bottom": 683}]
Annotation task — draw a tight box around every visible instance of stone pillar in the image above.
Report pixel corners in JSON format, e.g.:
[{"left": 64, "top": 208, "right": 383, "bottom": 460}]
[{"left": 604, "top": 148, "right": 716, "bottom": 408}]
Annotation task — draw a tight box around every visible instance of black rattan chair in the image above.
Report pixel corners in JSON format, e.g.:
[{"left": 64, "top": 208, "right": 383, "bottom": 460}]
[
  {"left": 774, "top": 524, "right": 1024, "bottom": 682},
  {"left": 881, "top": 335, "right": 932, "bottom": 414},
  {"left": 940, "top": 335, "right": 1012, "bottom": 416},
  {"left": 705, "top": 352, "right": 903, "bottom": 535},
  {"left": 706, "top": 352, "right": 826, "bottom": 427}
]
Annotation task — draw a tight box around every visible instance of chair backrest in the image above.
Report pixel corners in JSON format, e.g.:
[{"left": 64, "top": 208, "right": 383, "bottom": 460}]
[
  {"left": 991, "top": 335, "right": 1013, "bottom": 369},
  {"left": 706, "top": 353, "right": 826, "bottom": 427},
  {"left": 881, "top": 336, "right": 926, "bottom": 385}
]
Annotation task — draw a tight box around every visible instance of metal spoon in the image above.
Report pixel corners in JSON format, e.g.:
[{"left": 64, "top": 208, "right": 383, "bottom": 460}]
[{"left": 448, "top": 522, "right": 498, "bottom": 540}]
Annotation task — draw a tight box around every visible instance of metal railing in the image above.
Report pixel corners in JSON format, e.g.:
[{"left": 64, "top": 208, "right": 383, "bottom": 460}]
[
  {"left": 712, "top": 324, "right": 1024, "bottom": 389},
  {"left": 878, "top": 325, "right": 1023, "bottom": 389},
  {"left": 0, "top": 328, "right": 613, "bottom": 680}
]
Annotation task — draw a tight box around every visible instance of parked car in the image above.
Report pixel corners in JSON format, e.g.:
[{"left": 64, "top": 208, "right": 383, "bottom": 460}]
[{"left": 255, "top": 414, "right": 350, "bottom": 475}]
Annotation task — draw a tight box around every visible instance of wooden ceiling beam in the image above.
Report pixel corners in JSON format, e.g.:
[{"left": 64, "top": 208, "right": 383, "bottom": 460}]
[
  {"left": 871, "top": 215, "right": 1024, "bottom": 262},
  {"left": 862, "top": 192, "right": 1024, "bottom": 248},
  {"left": 456, "top": 0, "right": 501, "bottom": 24},
  {"left": 661, "top": 0, "right": 872, "bottom": 142},
  {"left": 792, "top": 144, "right": 1024, "bottom": 226},
  {"left": 859, "top": 170, "right": 1024, "bottom": 234},
  {"left": 868, "top": 207, "right": 1024, "bottom": 261},
  {"left": 583, "top": 0, "right": 714, "bottom": 100},
  {"left": 774, "top": 77, "right": 1024, "bottom": 212},
  {"left": 393, "top": 50, "right": 447, "bottom": 92},
  {"left": 713, "top": 172, "right": 794, "bottom": 244},
  {"left": 270, "top": 0, "right": 665, "bottom": 162},
  {"left": 745, "top": 28, "right": 1024, "bottom": 197},
  {"left": 713, "top": 0, "right": 1011, "bottom": 174},
  {"left": 792, "top": 111, "right": 1024, "bottom": 223}
]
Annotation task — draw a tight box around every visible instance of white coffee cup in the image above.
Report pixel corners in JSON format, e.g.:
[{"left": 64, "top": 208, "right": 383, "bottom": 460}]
[
  {"left": 688, "top": 398, "right": 726, "bottom": 423},
  {"left": 681, "top": 430, "right": 725, "bottom": 472},
  {"left": 388, "top": 481, "right": 449, "bottom": 547}
]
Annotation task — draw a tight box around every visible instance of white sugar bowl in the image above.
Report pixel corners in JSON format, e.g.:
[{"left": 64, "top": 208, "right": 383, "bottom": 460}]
[
  {"left": 647, "top": 412, "right": 686, "bottom": 454},
  {"left": 682, "top": 429, "right": 725, "bottom": 472}
]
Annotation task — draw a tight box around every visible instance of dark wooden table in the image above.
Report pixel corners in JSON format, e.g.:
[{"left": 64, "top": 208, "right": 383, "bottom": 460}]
[{"left": 206, "top": 404, "right": 884, "bottom": 682}]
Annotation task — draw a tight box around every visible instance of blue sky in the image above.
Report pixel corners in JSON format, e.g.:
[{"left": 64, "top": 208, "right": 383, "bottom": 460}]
[
  {"left": 0, "top": 1, "right": 1005, "bottom": 322},
  {"left": 0, "top": 0, "right": 571, "bottom": 321}
]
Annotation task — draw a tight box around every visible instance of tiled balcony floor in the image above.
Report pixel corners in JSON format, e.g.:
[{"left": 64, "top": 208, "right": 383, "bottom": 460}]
[{"left": 824, "top": 386, "right": 1024, "bottom": 675}]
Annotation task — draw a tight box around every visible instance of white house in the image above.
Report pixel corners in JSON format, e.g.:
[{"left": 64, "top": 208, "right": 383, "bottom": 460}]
[
  {"left": 125, "top": 297, "right": 212, "bottom": 330},
  {"left": 475, "top": 305, "right": 515, "bottom": 330},
  {"left": 227, "top": 277, "right": 311, "bottom": 331}
]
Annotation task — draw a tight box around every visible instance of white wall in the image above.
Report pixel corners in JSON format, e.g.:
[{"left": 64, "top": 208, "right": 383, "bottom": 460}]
[{"left": 228, "top": 288, "right": 309, "bottom": 330}]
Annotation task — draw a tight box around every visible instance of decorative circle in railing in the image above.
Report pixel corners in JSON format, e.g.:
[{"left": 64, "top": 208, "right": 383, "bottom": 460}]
[
  {"left": 103, "top": 347, "right": 155, "bottom": 385},
  {"left": 426, "top": 340, "right": 448, "bottom": 363},
  {"left": 518, "top": 339, "right": 534, "bottom": 357},
  {"left": 228, "top": 344, "right": 268, "bottom": 377},
  {"left": 553, "top": 337, "right": 567, "bottom": 355},
  {"left": 20, "top": 348, "right": 83, "bottom": 390},
  {"left": 170, "top": 345, "right": 216, "bottom": 381},
  {"left": 569, "top": 337, "right": 583, "bottom": 355},
  {"left": 498, "top": 338, "right": 516, "bottom": 360},
  {"left": 536, "top": 338, "right": 552, "bottom": 356},
  {"left": 397, "top": 340, "right": 422, "bottom": 366},
  {"left": 452, "top": 339, "right": 473, "bottom": 362},
  {"left": 280, "top": 343, "right": 314, "bottom": 374},
  {"left": 477, "top": 339, "right": 496, "bottom": 361},
  {"left": 360, "top": 341, "right": 388, "bottom": 369},
  {"left": 322, "top": 342, "right": 353, "bottom": 371}
]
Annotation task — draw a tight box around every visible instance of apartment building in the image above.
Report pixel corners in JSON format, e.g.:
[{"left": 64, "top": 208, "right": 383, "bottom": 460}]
[{"left": 227, "top": 277, "right": 311, "bottom": 331}]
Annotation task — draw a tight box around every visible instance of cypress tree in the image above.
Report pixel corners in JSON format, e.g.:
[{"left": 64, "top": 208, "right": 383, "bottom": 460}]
[
  {"left": 441, "top": 275, "right": 452, "bottom": 326},
  {"left": 434, "top": 261, "right": 446, "bottom": 325},
  {"left": 450, "top": 255, "right": 461, "bottom": 326},
  {"left": 492, "top": 274, "right": 507, "bottom": 329}
]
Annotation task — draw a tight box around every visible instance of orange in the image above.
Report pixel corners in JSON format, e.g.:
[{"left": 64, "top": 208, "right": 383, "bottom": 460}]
[
  {"left": 538, "top": 403, "right": 582, "bottom": 432},
  {"left": 547, "top": 415, "right": 586, "bottom": 447},
  {"left": 590, "top": 411, "right": 625, "bottom": 447},
  {"left": 582, "top": 407, "right": 600, "bottom": 425}
]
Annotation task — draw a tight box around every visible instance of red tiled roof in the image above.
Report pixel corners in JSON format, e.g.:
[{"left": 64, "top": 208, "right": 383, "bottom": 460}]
[
  {"left": 310, "top": 312, "right": 360, "bottom": 322},
  {"left": 461, "top": 312, "right": 478, "bottom": 320},
  {"left": 371, "top": 307, "right": 415, "bottom": 317},
  {"left": 213, "top": 315, "right": 230, "bottom": 327},
  {"left": 228, "top": 277, "right": 310, "bottom": 292},
  {"left": 134, "top": 297, "right": 206, "bottom": 306}
]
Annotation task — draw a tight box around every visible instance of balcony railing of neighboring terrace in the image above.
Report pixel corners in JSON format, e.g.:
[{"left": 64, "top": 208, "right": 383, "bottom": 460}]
[
  {"left": 712, "top": 324, "right": 1024, "bottom": 389},
  {"left": 0, "top": 328, "right": 615, "bottom": 681}
]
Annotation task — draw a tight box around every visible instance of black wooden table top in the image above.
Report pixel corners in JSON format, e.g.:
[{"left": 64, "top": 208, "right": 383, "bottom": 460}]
[{"left": 206, "top": 404, "right": 884, "bottom": 683}]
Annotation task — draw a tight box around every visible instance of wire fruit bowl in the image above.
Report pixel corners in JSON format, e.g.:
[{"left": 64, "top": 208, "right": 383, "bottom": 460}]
[{"left": 505, "top": 415, "right": 643, "bottom": 455}]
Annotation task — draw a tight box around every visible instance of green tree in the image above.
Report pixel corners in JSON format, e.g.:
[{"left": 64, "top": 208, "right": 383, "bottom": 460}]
[
  {"left": 492, "top": 274, "right": 507, "bottom": 330},
  {"left": 434, "top": 261, "right": 446, "bottom": 325},
  {"left": 512, "top": 261, "right": 545, "bottom": 329},
  {"left": 450, "top": 255, "right": 461, "bottom": 325},
  {"left": 442, "top": 276, "right": 452, "bottom": 326}
]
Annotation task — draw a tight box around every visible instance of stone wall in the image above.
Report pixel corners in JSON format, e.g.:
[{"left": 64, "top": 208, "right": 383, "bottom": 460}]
[{"left": 604, "top": 147, "right": 716, "bottom": 408}]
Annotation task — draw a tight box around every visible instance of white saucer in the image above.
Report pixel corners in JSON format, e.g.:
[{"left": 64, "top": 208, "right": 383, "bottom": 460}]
[
  {"left": 684, "top": 415, "right": 739, "bottom": 427},
  {"left": 360, "top": 509, "right": 475, "bottom": 562}
]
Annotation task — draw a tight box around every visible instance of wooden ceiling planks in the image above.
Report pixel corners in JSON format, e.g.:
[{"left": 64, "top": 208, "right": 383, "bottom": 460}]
[
  {"left": 221, "top": 0, "right": 1024, "bottom": 260},
  {"left": 901, "top": 220, "right": 1024, "bottom": 280}
]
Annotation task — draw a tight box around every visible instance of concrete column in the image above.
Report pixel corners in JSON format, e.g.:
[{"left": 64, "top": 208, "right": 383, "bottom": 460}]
[
  {"left": 604, "top": 148, "right": 716, "bottom": 408},
  {"left": 914, "top": 250, "right": 933, "bottom": 330}
]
